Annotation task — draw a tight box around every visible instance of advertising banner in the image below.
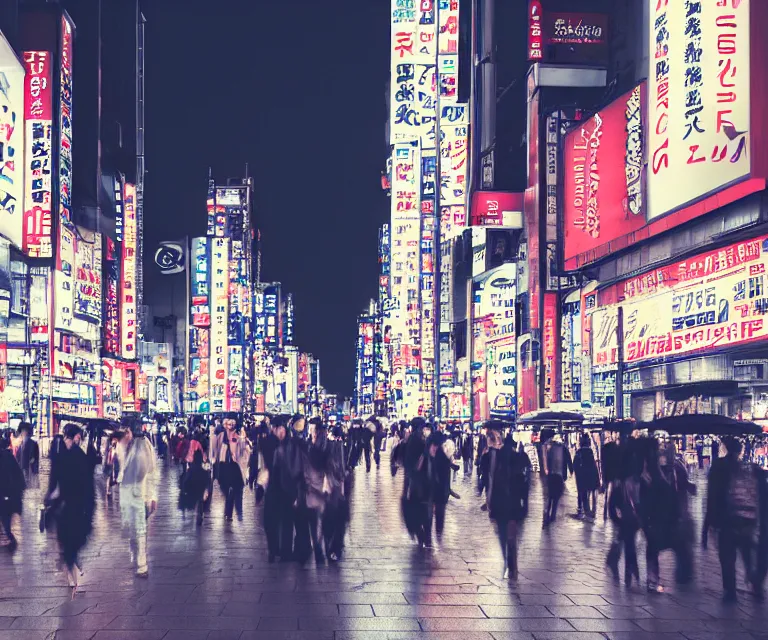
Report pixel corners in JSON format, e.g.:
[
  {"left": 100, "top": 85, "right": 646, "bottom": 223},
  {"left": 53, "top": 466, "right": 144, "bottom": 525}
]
[
  {"left": 59, "top": 16, "right": 73, "bottom": 225},
  {"left": 54, "top": 225, "right": 75, "bottom": 330},
  {"left": 74, "top": 232, "right": 102, "bottom": 324},
  {"left": 103, "top": 238, "right": 120, "bottom": 356},
  {"left": 22, "top": 51, "right": 53, "bottom": 258},
  {"left": 439, "top": 104, "right": 468, "bottom": 208},
  {"left": 563, "top": 84, "right": 645, "bottom": 262},
  {"left": 210, "top": 238, "right": 229, "bottom": 412},
  {"left": 470, "top": 191, "right": 524, "bottom": 227},
  {"left": 0, "top": 38, "right": 24, "bottom": 249},
  {"left": 647, "top": 0, "right": 750, "bottom": 221},
  {"left": 121, "top": 184, "right": 137, "bottom": 359},
  {"left": 527, "top": 0, "right": 543, "bottom": 60},
  {"left": 487, "top": 337, "right": 517, "bottom": 419},
  {"left": 391, "top": 0, "right": 419, "bottom": 144},
  {"left": 543, "top": 292, "right": 558, "bottom": 407},
  {"left": 593, "top": 235, "right": 768, "bottom": 367}
]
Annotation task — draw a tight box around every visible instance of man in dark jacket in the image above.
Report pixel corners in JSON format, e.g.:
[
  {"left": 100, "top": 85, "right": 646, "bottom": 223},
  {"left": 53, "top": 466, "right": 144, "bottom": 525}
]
[
  {"left": 0, "top": 431, "right": 25, "bottom": 551},
  {"left": 705, "top": 437, "right": 768, "bottom": 602},
  {"left": 461, "top": 426, "right": 474, "bottom": 476},
  {"left": 15, "top": 422, "right": 40, "bottom": 484},
  {"left": 574, "top": 433, "right": 599, "bottom": 518},
  {"left": 372, "top": 419, "right": 385, "bottom": 469},
  {"left": 479, "top": 421, "right": 528, "bottom": 580},
  {"left": 425, "top": 432, "right": 453, "bottom": 546}
]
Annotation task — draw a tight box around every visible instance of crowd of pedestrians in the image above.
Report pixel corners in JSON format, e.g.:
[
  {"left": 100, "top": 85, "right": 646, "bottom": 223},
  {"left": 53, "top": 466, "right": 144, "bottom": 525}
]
[{"left": 1, "top": 414, "right": 767, "bottom": 605}]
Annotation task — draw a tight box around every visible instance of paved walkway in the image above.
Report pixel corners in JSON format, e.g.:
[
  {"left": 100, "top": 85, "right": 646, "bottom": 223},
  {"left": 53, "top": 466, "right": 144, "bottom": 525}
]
[{"left": 0, "top": 451, "right": 763, "bottom": 640}]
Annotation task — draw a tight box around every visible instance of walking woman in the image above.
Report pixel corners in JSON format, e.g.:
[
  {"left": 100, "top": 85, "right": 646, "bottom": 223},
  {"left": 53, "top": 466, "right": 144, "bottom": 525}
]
[
  {"left": 211, "top": 414, "right": 251, "bottom": 522},
  {"left": 115, "top": 424, "right": 157, "bottom": 577},
  {"left": 45, "top": 424, "right": 95, "bottom": 593}
]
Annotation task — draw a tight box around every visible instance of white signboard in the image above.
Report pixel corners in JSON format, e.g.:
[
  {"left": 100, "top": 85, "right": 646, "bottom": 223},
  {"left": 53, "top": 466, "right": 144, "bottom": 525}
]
[{"left": 647, "top": 0, "right": 750, "bottom": 220}]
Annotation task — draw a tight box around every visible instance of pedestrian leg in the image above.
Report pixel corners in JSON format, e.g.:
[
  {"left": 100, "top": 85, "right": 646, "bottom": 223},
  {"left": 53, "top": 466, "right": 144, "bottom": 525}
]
[
  {"left": 279, "top": 501, "right": 295, "bottom": 561},
  {"left": 374, "top": 447, "right": 381, "bottom": 468},
  {"left": 719, "top": 529, "right": 738, "bottom": 601},
  {"left": 434, "top": 501, "right": 446, "bottom": 542},
  {"left": 364, "top": 447, "right": 371, "bottom": 472},
  {"left": 646, "top": 538, "right": 662, "bottom": 593},
  {"left": 196, "top": 499, "right": 204, "bottom": 526},
  {"left": 624, "top": 527, "right": 639, "bottom": 586},
  {"left": 224, "top": 486, "right": 235, "bottom": 521},
  {"left": 505, "top": 520, "right": 519, "bottom": 580},
  {"left": 0, "top": 513, "right": 16, "bottom": 549}
]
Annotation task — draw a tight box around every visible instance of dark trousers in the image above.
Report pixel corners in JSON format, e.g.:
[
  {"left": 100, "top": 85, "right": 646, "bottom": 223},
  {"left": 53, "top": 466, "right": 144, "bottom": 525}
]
[
  {"left": 293, "top": 505, "right": 313, "bottom": 563},
  {"left": 496, "top": 519, "right": 519, "bottom": 577},
  {"left": 323, "top": 498, "right": 348, "bottom": 560},
  {"left": 426, "top": 501, "right": 447, "bottom": 545},
  {"left": 0, "top": 513, "right": 13, "bottom": 542},
  {"left": 374, "top": 447, "right": 381, "bottom": 467},
  {"left": 308, "top": 508, "right": 324, "bottom": 561},
  {"left": 224, "top": 483, "right": 243, "bottom": 520},
  {"left": 463, "top": 458, "right": 471, "bottom": 475},
  {"left": 545, "top": 475, "right": 564, "bottom": 523},
  {"left": 607, "top": 525, "right": 639, "bottom": 585},
  {"left": 577, "top": 489, "right": 596, "bottom": 517},
  {"left": 364, "top": 447, "right": 371, "bottom": 472},
  {"left": 265, "top": 495, "right": 295, "bottom": 559},
  {"left": 719, "top": 524, "right": 757, "bottom": 596},
  {"left": 646, "top": 530, "right": 693, "bottom": 587}
]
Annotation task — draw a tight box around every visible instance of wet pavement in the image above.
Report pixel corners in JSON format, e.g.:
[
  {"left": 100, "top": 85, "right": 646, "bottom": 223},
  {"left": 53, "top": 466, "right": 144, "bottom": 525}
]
[{"left": 0, "top": 449, "right": 764, "bottom": 640}]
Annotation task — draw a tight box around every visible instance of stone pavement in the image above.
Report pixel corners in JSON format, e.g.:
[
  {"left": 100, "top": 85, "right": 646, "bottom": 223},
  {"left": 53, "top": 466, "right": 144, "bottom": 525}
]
[{"left": 0, "top": 450, "right": 764, "bottom": 640}]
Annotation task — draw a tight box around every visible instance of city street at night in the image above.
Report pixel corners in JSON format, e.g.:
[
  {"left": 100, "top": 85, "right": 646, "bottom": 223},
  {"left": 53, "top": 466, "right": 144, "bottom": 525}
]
[{"left": 0, "top": 456, "right": 764, "bottom": 640}]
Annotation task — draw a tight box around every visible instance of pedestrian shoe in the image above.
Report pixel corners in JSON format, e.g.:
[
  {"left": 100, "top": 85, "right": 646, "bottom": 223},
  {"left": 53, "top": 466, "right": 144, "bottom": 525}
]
[
  {"left": 647, "top": 584, "right": 664, "bottom": 594},
  {"left": 136, "top": 569, "right": 149, "bottom": 579}
]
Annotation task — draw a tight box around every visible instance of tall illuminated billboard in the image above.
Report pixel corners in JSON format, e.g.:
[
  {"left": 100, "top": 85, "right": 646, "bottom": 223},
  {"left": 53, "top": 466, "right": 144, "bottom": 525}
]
[
  {"left": 121, "top": 183, "right": 138, "bottom": 359},
  {"left": 22, "top": 51, "right": 53, "bottom": 258},
  {"left": 0, "top": 35, "right": 24, "bottom": 249}
]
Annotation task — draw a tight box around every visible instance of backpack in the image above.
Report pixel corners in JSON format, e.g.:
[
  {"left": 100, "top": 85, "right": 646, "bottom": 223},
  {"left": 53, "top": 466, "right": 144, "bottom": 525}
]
[{"left": 728, "top": 462, "right": 759, "bottom": 524}]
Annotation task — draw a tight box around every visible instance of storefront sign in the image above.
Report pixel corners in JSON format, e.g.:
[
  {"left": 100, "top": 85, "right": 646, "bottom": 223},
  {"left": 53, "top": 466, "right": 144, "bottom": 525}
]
[
  {"left": 481, "top": 150, "right": 494, "bottom": 189},
  {"left": 563, "top": 84, "right": 646, "bottom": 262},
  {"left": 527, "top": 0, "right": 543, "bottom": 60},
  {"left": 543, "top": 292, "right": 558, "bottom": 406},
  {"left": 647, "top": 0, "right": 750, "bottom": 220},
  {"left": 593, "top": 235, "right": 768, "bottom": 366},
  {"left": 470, "top": 191, "right": 524, "bottom": 227},
  {"left": 210, "top": 237, "right": 229, "bottom": 412},
  {"left": 22, "top": 51, "right": 53, "bottom": 258}
]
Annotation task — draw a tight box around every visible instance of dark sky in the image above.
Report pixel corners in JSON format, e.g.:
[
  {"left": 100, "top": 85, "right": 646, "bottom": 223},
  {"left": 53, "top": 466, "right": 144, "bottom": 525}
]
[{"left": 143, "top": 0, "right": 391, "bottom": 396}]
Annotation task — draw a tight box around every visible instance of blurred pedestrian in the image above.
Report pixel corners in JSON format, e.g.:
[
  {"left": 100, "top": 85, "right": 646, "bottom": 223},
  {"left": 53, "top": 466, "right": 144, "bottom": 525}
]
[
  {"left": 461, "top": 425, "right": 474, "bottom": 476},
  {"left": 211, "top": 414, "right": 251, "bottom": 522},
  {"left": 478, "top": 421, "right": 528, "bottom": 580},
  {"left": 45, "top": 424, "right": 95, "bottom": 593},
  {"left": 178, "top": 449, "right": 209, "bottom": 526},
  {"left": 15, "top": 422, "right": 40, "bottom": 486},
  {"left": 574, "top": 432, "right": 599, "bottom": 519},
  {"left": 115, "top": 425, "right": 157, "bottom": 578},
  {"left": 0, "top": 430, "right": 24, "bottom": 552},
  {"left": 542, "top": 433, "right": 573, "bottom": 527},
  {"left": 323, "top": 425, "right": 348, "bottom": 562},
  {"left": 704, "top": 436, "right": 768, "bottom": 602}
]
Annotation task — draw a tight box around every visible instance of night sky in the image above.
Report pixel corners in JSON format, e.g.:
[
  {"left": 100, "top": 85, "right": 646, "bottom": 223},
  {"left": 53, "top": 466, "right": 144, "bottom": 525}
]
[{"left": 143, "top": 0, "right": 391, "bottom": 396}]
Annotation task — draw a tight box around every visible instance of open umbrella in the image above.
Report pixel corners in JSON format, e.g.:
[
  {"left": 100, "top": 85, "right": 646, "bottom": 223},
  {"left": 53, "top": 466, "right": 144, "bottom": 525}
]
[
  {"left": 517, "top": 410, "right": 584, "bottom": 425},
  {"left": 641, "top": 414, "right": 762, "bottom": 436}
]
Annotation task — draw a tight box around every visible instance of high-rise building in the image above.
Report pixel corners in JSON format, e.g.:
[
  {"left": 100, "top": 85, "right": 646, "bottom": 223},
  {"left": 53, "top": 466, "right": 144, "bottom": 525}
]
[{"left": 186, "top": 175, "right": 254, "bottom": 414}]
